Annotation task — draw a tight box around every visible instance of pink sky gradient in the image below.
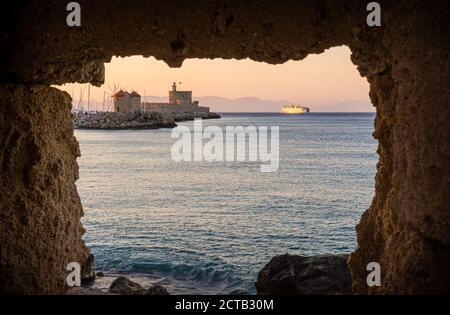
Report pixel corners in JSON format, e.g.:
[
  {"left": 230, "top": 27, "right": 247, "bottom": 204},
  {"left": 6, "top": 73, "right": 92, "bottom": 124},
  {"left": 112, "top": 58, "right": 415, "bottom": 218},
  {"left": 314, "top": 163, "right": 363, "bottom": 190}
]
[{"left": 57, "top": 46, "right": 372, "bottom": 112}]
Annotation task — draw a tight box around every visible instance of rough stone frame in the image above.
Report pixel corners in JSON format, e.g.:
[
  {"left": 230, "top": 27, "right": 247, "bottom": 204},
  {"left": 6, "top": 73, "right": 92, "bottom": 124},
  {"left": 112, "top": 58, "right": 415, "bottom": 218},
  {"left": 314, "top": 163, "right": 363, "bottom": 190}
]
[{"left": 0, "top": 0, "right": 449, "bottom": 294}]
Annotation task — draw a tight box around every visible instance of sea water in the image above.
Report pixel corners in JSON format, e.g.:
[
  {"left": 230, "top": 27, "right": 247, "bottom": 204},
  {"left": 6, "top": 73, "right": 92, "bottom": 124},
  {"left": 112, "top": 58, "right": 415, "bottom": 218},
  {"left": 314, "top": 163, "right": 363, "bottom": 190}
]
[{"left": 75, "top": 113, "right": 377, "bottom": 294}]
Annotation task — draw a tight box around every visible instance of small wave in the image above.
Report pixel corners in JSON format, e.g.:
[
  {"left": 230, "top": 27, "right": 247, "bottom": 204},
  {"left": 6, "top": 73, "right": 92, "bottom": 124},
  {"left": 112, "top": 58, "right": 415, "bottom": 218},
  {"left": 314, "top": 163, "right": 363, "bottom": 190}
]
[{"left": 99, "top": 260, "right": 249, "bottom": 294}]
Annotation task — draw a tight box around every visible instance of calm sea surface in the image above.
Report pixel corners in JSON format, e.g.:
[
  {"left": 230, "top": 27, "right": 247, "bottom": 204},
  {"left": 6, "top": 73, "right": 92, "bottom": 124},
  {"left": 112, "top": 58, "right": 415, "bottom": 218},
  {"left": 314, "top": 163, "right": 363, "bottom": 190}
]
[{"left": 75, "top": 113, "right": 377, "bottom": 294}]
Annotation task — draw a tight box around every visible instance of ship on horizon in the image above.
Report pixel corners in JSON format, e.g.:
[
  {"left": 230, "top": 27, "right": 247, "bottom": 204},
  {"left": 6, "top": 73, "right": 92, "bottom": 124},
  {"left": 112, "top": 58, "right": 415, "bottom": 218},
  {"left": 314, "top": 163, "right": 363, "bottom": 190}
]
[{"left": 281, "top": 104, "right": 310, "bottom": 114}]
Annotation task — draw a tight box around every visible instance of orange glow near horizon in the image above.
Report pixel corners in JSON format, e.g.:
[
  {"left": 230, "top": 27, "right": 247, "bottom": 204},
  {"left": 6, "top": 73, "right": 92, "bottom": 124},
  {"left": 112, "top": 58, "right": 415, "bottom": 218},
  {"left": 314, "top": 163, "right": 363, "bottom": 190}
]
[{"left": 57, "top": 46, "right": 372, "bottom": 112}]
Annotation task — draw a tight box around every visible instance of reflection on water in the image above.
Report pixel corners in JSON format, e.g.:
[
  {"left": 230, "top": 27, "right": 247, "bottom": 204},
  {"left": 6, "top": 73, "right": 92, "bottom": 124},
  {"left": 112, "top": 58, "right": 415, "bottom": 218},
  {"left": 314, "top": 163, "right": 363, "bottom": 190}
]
[{"left": 76, "top": 113, "right": 377, "bottom": 294}]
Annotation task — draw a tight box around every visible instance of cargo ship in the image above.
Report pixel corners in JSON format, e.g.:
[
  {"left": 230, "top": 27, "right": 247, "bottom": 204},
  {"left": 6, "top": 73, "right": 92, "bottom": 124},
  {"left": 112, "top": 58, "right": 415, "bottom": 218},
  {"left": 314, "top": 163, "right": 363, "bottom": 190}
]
[{"left": 281, "top": 104, "right": 310, "bottom": 114}]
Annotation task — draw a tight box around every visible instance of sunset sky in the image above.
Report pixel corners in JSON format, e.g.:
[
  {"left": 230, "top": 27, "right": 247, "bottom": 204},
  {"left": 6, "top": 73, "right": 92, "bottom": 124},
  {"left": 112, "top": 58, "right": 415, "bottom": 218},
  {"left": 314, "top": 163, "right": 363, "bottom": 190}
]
[{"left": 57, "top": 46, "right": 373, "bottom": 112}]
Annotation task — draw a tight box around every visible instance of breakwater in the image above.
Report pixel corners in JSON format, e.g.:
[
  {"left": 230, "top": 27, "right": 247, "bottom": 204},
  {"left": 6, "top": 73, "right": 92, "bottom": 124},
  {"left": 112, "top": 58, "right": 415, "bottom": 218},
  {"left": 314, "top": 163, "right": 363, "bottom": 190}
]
[{"left": 73, "top": 111, "right": 220, "bottom": 130}]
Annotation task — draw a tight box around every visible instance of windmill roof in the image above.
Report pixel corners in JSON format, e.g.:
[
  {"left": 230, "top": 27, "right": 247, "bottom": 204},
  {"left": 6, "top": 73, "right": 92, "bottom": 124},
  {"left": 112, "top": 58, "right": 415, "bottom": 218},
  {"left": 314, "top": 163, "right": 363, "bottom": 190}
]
[
  {"left": 112, "top": 90, "right": 129, "bottom": 97},
  {"left": 129, "top": 91, "right": 141, "bottom": 97}
]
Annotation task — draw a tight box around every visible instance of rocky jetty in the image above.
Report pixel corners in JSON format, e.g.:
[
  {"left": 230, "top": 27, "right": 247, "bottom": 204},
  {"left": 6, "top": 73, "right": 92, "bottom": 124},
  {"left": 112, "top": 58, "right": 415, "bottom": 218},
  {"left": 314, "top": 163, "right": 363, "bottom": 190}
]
[
  {"left": 173, "top": 111, "right": 221, "bottom": 122},
  {"left": 73, "top": 111, "right": 220, "bottom": 130},
  {"left": 256, "top": 254, "right": 352, "bottom": 295},
  {"left": 73, "top": 111, "right": 176, "bottom": 130}
]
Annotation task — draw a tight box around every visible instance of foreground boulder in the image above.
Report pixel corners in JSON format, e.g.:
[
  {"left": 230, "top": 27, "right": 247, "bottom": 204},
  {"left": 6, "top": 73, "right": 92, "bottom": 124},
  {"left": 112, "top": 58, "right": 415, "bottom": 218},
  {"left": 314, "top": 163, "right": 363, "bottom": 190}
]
[
  {"left": 256, "top": 254, "right": 352, "bottom": 295},
  {"left": 108, "top": 277, "right": 170, "bottom": 295},
  {"left": 109, "top": 277, "right": 145, "bottom": 295},
  {"left": 145, "top": 284, "right": 170, "bottom": 295}
]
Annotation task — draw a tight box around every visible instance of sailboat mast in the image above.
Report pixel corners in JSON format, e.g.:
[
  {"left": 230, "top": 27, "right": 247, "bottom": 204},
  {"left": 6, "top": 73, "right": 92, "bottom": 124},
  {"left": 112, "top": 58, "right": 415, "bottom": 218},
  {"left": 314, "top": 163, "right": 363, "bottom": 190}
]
[
  {"left": 87, "top": 84, "right": 91, "bottom": 111},
  {"left": 102, "top": 91, "right": 106, "bottom": 112},
  {"left": 71, "top": 89, "right": 75, "bottom": 109},
  {"left": 77, "top": 87, "right": 84, "bottom": 109}
]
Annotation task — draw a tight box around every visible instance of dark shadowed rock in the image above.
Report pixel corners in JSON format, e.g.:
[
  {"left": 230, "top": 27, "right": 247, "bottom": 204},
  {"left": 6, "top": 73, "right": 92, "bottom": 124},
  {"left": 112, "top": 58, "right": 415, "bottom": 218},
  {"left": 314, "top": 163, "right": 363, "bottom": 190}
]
[
  {"left": 109, "top": 277, "right": 145, "bottom": 295},
  {"left": 81, "top": 254, "right": 96, "bottom": 284},
  {"left": 256, "top": 254, "right": 352, "bottom": 295},
  {"left": 145, "top": 284, "right": 170, "bottom": 295}
]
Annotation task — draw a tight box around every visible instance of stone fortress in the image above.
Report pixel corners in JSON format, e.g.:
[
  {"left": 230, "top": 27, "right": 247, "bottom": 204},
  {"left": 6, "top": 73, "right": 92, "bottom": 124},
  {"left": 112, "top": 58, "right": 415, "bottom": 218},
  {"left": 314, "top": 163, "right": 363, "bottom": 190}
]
[
  {"left": 74, "top": 82, "right": 218, "bottom": 130},
  {"left": 112, "top": 82, "right": 210, "bottom": 115},
  {"left": 111, "top": 90, "right": 141, "bottom": 112}
]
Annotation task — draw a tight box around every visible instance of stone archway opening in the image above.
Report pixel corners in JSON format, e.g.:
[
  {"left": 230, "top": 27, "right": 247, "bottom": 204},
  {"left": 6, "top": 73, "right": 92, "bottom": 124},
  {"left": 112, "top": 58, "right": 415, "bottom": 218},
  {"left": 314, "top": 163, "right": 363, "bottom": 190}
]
[
  {"left": 1, "top": 0, "right": 449, "bottom": 295},
  {"left": 57, "top": 48, "right": 377, "bottom": 294}
]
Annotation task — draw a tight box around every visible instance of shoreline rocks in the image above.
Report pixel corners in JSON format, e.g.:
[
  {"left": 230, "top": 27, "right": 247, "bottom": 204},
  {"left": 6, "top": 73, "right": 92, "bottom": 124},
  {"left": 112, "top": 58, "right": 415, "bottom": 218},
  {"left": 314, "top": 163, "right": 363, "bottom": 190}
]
[
  {"left": 68, "top": 253, "right": 351, "bottom": 295},
  {"left": 145, "top": 284, "right": 170, "bottom": 295},
  {"left": 109, "top": 276, "right": 146, "bottom": 295},
  {"left": 66, "top": 274, "right": 171, "bottom": 295},
  {"left": 255, "top": 254, "right": 352, "bottom": 295},
  {"left": 108, "top": 276, "right": 171, "bottom": 295}
]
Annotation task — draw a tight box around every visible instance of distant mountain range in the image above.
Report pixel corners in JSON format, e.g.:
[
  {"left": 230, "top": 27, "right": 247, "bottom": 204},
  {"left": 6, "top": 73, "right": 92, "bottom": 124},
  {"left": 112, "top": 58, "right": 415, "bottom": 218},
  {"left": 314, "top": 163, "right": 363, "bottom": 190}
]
[
  {"left": 311, "top": 100, "right": 375, "bottom": 113},
  {"left": 142, "top": 95, "right": 374, "bottom": 113}
]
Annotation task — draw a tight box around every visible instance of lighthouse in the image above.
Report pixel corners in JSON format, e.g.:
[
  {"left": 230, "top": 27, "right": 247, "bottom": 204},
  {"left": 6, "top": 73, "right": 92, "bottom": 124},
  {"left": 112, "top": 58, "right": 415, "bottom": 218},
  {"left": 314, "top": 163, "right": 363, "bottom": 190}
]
[{"left": 169, "top": 82, "right": 192, "bottom": 106}]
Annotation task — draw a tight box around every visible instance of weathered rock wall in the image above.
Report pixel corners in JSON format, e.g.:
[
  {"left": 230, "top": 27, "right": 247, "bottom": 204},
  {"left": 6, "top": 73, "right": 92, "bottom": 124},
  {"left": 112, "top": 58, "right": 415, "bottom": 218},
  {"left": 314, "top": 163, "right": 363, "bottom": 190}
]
[
  {"left": 0, "top": 85, "right": 89, "bottom": 294},
  {"left": 1, "top": 0, "right": 360, "bottom": 85},
  {"left": 348, "top": 1, "right": 450, "bottom": 294},
  {"left": 0, "top": 0, "right": 449, "bottom": 294}
]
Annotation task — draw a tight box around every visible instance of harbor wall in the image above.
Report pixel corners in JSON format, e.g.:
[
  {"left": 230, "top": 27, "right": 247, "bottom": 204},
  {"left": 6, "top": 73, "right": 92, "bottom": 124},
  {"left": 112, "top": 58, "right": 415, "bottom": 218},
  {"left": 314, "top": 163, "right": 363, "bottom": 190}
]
[{"left": 141, "top": 102, "right": 210, "bottom": 114}]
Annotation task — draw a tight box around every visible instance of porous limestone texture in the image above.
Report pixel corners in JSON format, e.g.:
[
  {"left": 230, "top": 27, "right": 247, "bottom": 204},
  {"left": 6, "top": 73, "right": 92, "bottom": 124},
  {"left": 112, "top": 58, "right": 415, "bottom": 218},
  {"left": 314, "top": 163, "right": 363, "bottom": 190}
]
[
  {"left": 0, "top": 0, "right": 449, "bottom": 294},
  {"left": 0, "top": 85, "right": 89, "bottom": 294}
]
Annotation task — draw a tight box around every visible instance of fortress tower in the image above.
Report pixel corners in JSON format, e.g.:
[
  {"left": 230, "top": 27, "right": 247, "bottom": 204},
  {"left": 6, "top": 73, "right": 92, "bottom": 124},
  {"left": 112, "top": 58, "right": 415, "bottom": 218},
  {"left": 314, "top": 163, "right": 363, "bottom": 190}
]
[
  {"left": 141, "top": 82, "right": 207, "bottom": 114},
  {"left": 169, "top": 82, "right": 192, "bottom": 106}
]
